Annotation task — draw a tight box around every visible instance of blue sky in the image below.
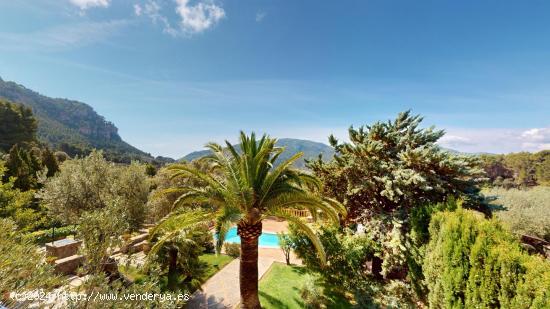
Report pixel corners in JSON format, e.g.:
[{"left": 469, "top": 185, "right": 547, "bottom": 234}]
[{"left": 1, "top": 0, "right": 549, "bottom": 158}]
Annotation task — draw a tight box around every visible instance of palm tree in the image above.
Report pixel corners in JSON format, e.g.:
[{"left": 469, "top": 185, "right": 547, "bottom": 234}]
[{"left": 164, "top": 132, "right": 346, "bottom": 308}]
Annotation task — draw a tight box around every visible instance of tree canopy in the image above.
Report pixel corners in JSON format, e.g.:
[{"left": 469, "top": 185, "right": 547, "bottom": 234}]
[
  {"left": 481, "top": 150, "right": 550, "bottom": 187},
  {"left": 39, "top": 150, "right": 149, "bottom": 231},
  {"left": 307, "top": 111, "right": 487, "bottom": 278},
  {"left": 0, "top": 100, "right": 36, "bottom": 152},
  {"left": 308, "top": 111, "right": 486, "bottom": 222}
]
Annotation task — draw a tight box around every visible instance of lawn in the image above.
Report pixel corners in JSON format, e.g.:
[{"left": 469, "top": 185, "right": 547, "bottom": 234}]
[
  {"left": 258, "top": 262, "right": 352, "bottom": 309},
  {"left": 199, "top": 253, "right": 235, "bottom": 280}
]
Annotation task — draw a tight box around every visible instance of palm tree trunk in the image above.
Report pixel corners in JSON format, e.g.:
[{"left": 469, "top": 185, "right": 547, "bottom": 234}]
[
  {"left": 168, "top": 249, "right": 178, "bottom": 290},
  {"left": 240, "top": 236, "right": 261, "bottom": 308}
]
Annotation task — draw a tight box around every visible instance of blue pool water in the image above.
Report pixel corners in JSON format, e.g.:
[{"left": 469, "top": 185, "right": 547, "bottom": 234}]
[{"left": 218, "top": 227, "right": 280, "bottom": 247}]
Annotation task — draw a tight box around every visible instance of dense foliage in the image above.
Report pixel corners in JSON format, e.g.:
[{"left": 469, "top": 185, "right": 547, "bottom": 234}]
[
  {"left": 0, "top": 159, "right": 48, "bottom": 232},
  {"left": 24, "top": 225, "right": 78, "bottom": 245},
  {"left": 78, "top": 202, "right": 127, "bottom": 274},
  {"left": 481, "top": 150, "right": 550, "bottom": 187},
  {"left": 4, "top": 142, "right": 59, "bottom": 191},
  {"left": 65, "top": 272, "right": 187, "bottom": 309},
  {"left": 290, "top": 225, "right": 374, "bottom": 290},
  {"left": 0, "top": 218, "right": 59, "bottom": 295},
  {"left": 146, "top": 209, "right": 211, "bottom": 291},
  {"left": 307, "top": 111, "right": 486, "bottom": 277},
  {"left": 424, "top": 208, "right": 550, "bottom": 309},
  {"left": 0, "top": 100, "right": 36, "bottom": 152},
  {"left": 485, "top": 186, "right": 550, "bottom": 241},
  {"left": 146, "top": 160, "right": 213, "bottom": 222},
  {"left": 39, "top": 150, "right": 149, "bottom": 231}
]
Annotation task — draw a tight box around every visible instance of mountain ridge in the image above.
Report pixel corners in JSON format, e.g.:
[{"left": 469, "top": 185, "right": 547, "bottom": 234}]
[
  {"left": 0, "top": 77, "right": 152, "bottom": 162},
  {"left": 181, "top": 138, "right": 335, "bottom": 169}
]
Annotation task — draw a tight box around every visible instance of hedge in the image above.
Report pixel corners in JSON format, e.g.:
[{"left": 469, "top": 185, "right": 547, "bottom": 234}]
[
  {"left": 23, "top": 225, "right": 78, "bottom": 245},
  {"left": 424, "top": 208, "right": 550, "bottom": 309}
]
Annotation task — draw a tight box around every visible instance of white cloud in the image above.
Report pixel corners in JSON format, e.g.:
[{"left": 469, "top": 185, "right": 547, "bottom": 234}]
[
  {"left": 175, "top": 0, "right": 225, "bottom": 34},
  {"left": 135, "top": 0, "right": 178, "bottom": 35},
  {"left": 69, "top": 0, "right": 110, "bottom": 10},
  {"left": 134, "top": 0, "right": 225, "bottom": 36},
  {"left": 133, "top": 4, "right": 142, "bottom": 16},
  {"left": 255, "top": 11, "right": 266, "bottom": 22},
  {"left": 521, "top": 128, "right": 550, "bottom": 151},
  {"left": 437, "top": 127, "right": 550, "bottom": 153},
  {"left": 438, "top": 135, "right": 474, "bottom": 148},
  {"left": 0, "top": 20, "right": 129, "bottom": 52}
]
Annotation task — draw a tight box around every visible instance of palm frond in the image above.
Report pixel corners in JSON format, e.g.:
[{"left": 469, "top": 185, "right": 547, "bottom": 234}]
[
  {"left": 167, "top": 164, "right": 226, "bottom": 192},
  {"left": 258, "top": 151, "right": 304, "bottom": 205},
  {"left": 150, "top": 209, "right": 213, "bottom": 240}
]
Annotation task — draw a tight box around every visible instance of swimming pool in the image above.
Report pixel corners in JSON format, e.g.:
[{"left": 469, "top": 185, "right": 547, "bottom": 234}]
[{"left": 218, "top": 227, "right": 280, "bottom": 248}]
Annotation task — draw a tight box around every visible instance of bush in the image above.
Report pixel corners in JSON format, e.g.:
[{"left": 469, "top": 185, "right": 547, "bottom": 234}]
[
  {"left": 224, "top": 243, "right": 240, "bottom": 257},
  {"left": 484, "top": 186, "right": 550, "bottom": 241},
  {"left": 424, "top": 208, "right": 550, "bottom": 308},
  {"left": 290, "top": 224, "right": 374, "bottom": 290}
]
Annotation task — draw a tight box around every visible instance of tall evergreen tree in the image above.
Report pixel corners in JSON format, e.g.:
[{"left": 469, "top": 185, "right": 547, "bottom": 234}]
[
  {"left": 308, "top": 111, "right": 486, "bottom": 277},
  {"left": 0, "top": 100, "right": 37, "bottom": 152},
  {"left": 4, "top": 143, "right": 43, "bottom": 191}
]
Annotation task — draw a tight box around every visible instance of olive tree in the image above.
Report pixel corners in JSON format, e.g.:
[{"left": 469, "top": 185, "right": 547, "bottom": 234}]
[{"left": 39, "top": 150, "right": 149, "bottom": 231}]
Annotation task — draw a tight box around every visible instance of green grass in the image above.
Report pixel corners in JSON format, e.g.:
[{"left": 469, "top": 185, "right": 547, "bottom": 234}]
[
  {"left": 199, "top": 253, "right": 235, "bottom": 281},
  {"left": 118, "top": 265, "right": 147, "bottom": 284},
  {"left": 258, "top": 262, "right": 352, "bottom": 309}
]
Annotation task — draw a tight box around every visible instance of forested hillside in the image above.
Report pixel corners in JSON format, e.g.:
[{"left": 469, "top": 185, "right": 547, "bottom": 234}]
[
  {"left": 480, "top": 151, "right": 550, "bottom": 187},
  {"left": 0, "top": 77, "right": 151, "bottom": 162}
]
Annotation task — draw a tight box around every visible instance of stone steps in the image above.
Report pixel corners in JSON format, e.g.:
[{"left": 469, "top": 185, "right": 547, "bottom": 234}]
[
  {"left": 129, "top": 233, "right": 149, "bottom": 245},
  {"left": 130, "top": 240, "right": 149, "bottom": 254},
  {"left": 54, "top": 255, "right": 84, "bottom": 275}
]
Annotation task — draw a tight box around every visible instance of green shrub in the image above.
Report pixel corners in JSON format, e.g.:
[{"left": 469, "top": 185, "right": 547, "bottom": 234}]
[
  {"left": 424, "top": 208, "right": 550, "bottom": 309},
  {"left": 290, "top": 224, "right": 374, "bottom": 290},
  {"left": 224, "top": 243, "right": 240, "bottom": 257}
]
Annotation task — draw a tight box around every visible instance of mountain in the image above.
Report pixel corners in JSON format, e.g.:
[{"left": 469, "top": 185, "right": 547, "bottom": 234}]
[
  {"left": 181, "top": 138, "right": 335, "bottom": 169},
  {"left": 0, "top": 77, "right": 152, "bottom": 162}
]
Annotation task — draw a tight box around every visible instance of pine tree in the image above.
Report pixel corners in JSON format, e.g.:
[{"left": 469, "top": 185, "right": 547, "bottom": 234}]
[
  {"left": 308, "top": 111, "right": 487, "bottom": 278},
  {"left": 0, "top": 100, "right": 37, "bottom": 152}
]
